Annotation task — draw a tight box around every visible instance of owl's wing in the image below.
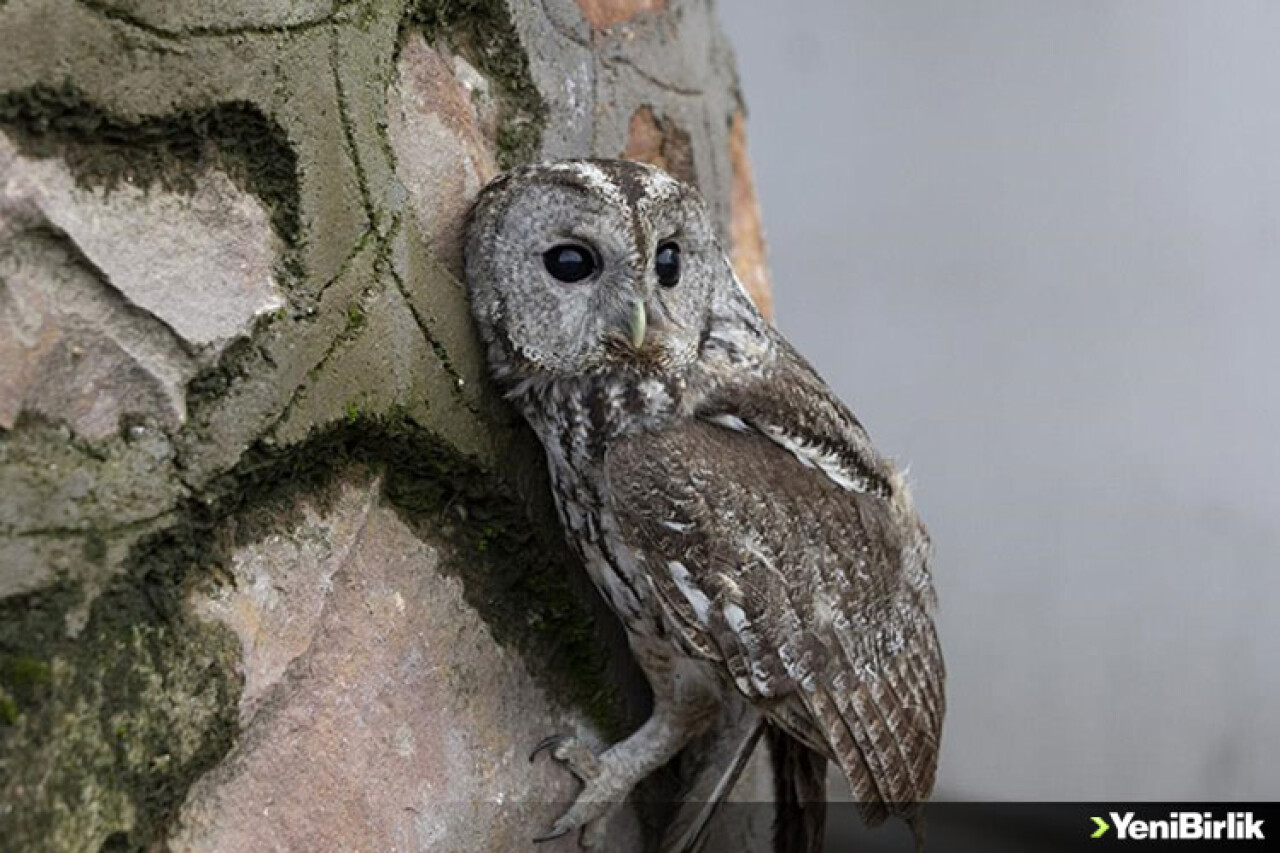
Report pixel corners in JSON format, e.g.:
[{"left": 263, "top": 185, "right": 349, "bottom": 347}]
[{"left": 605, "top": 343, "right": 943, "bottom": 826}]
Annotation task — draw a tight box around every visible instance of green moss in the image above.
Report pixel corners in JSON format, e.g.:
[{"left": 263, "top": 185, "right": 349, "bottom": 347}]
[
  {"left": 404, "top": 0, "right": 547, "bottom": 167},
  {"left": 345, "top": 301, "right": 368, "bottom": 334},
  {"left": 0, "top": 83, "right": 301, "bottom": 244},
  {"left": 183, "top": 310, "right": 281, "bottom": 409},
  {"left": 82, "top": 531, "right": 109, "bottom": 564},
  {"left": 0, "top": 653, "right": 51, "bottom": 695},
  {"left": 0, "top": 539, "right": 241, "bottom": 850},
  {"left": 0, "top": 652, "right": 51, "bottom": 727},
  {"left": 380, "top": 420, "right": 623, "bottom": 734}
]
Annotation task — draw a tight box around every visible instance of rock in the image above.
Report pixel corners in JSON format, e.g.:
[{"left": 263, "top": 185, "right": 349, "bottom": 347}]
[
  {"left": 0, "top": 133, "right": 284, "bottom": 353},
  {"left": 176, "top": 469, "right": 642, "bottom": 853},
  {"left": 0, "top": 225, "right": 193, "bottom": 439},
  {"left": 0, "top": 127, "right": 285, "bottom": 438},
  {"left": 576, "top": 0, "right": 667, "bottom": 31},
  {"left": 623, "top": 104, "right": 697, "bottom": 185},
  {"left": 387, "top": 34, "right": 498, "bottom": 276},
  {"left": 0, "top": 418, "right": 183, "bottom": 601}
]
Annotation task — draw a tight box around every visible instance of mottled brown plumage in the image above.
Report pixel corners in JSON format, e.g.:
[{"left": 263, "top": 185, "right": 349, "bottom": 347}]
[{"left": 464, "top": 159, "right": 944, "bottom": 851}]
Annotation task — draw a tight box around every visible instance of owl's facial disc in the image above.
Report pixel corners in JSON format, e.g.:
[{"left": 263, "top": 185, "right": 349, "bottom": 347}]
[{"left": 465, "top": 160, "right": 728, "bottom": 380}]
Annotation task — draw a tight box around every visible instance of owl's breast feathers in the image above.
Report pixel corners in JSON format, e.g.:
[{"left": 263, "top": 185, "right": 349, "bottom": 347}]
[{"left": 604, "top": 340, "right": 944, "bottom": 827}]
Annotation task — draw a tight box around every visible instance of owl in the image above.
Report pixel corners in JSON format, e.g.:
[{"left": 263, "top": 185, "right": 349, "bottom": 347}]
[{"left": 463, "top": 160, "right": 943, "bottom": 852}]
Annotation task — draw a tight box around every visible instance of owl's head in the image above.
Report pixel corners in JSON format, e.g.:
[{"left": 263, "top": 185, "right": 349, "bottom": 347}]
[{"left": 463, "top": 160, "right": 738, "bottom": 385}]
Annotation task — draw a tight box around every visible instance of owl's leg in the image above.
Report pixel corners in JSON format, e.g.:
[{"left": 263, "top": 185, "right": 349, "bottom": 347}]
[{"left": 531, "top": 649, "right": 719, "bottom": 848}]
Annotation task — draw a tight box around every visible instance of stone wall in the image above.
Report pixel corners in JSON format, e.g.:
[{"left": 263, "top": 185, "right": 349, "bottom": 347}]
[{"left": 0, "top": 1, "right": 773, "bottom": 849}]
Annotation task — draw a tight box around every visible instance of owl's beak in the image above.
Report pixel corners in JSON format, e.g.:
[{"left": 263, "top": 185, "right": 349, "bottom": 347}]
[{"left": 628, "top": 298, "right": 647, "bottom": 349}]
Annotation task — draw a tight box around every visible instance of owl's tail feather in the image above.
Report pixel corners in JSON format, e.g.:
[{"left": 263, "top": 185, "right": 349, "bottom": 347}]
[
  {"left": 808, "top": 681, "right": 935, "bottom": 847},
  {"left": 767, "top": 726, "right": 828, "bottom": 853}
]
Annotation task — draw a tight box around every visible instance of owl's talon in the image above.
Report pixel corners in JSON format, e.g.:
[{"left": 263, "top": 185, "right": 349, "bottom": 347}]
[
  {"left": 529, "top": 734, "right": 570, "bottom": 764},
  {"left": 531, "top": 735, "right": 615, "bottom": 847},
  {"left": 534, "top": 794, "right": 614, "bottom": 849},
  {"left": 531, "top": 824, "right": 570, "bottom": 844},
  {"left": 529, "top": 733, "right": 600, "bottom": 781}
]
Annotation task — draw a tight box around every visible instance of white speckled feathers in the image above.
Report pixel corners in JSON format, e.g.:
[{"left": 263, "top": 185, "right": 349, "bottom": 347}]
[{"left": 606, "top": 343, "right": 943, "bottom": 822}]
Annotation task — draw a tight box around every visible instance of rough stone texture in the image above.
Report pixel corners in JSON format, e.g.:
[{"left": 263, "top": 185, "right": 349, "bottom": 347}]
[
  {"left": 90, "top": 1, "right": 336, "bottom": 34},
  {"left": 0, "top": 134, "right": 284, "bottom": 350},
  {"left": 577, "top": 0, "right": 668, "bottom": 31},
  {"left": 176, "top": 468, "right": 642, "bottom": 853},
  {"left": 0, "top": 1, "right": 777, "bottom": 850},
  {"left": 388, "top": 35, "right": 499, "bottom": 275},
  {"left": 0, "top": 132, "right": 284, "bottom": 441},
  {"left": 0, "top": 420, "right": 182, "bottom": 602},
  {"left": 623, "top": 104, "right": 697, "bottom": 186},
  {"left": 0, "top": 228, "right": 192, "bottom": 440}
]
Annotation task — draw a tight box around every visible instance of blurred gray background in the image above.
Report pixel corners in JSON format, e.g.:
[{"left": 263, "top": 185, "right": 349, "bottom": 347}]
[{"left": 720, "top": 0, "right": 1279, "bottom": 800}]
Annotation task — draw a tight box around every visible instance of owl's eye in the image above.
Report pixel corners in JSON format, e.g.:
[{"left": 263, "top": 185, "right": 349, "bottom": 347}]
[
  {"left": 655, "top": 241, "right": 681, "bottom": 288},
  {"left": 543, "top": 244, "right": 596, "bottom": 283}
]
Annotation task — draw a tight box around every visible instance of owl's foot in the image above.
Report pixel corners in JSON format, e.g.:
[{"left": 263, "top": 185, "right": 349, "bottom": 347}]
[
  {"left": 529, "top": 657, "right": 719, "bottom": 848},
  {"left": 530, "top": 734, "right": 621, "bottom": 848},
  {"left": 529, "top": 734, "right": 600, "bottom": 780}
]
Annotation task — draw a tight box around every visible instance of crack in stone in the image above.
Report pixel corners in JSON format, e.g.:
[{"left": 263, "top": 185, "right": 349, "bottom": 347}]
[
  {"left": 378, "top": 216, "right": 482, "bottom": 418},
  {"left": 315, "top": 226, "right": 376, "bottom": 300},
  {"left": 257, "top": 236, "right": 380, "bottom": 439},
  {"left": 531, "top": 0, "right": 703, "bottom": 98},
  {"left": 537, "top": 0, "right": 590, "bottom": 48},
  {"left": 3, "top": 507, "right": 181, "bottom": 539},
  {"left": 604, "top": 51, "right": 705, "bottom": 97},
  {"left": 329, "top": 23, "right": 379, "bottom": 232},
  {"left": 261, "top": 210, "right": 486, "bottom": 442},
  {"left": 74, "top": 0, "right": 345, "bottom": 41}
]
